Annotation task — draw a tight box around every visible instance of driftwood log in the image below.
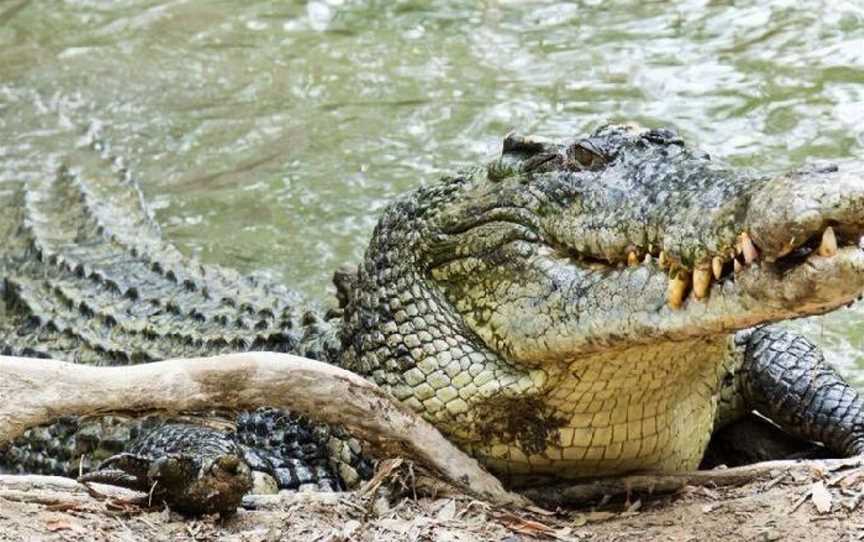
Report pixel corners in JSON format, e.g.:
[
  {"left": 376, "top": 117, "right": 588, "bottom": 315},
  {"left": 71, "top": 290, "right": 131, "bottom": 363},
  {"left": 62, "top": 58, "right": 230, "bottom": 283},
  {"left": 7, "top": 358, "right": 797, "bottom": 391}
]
[
  {"left": 1, "top": 353, "right": 860, "bottom": 510},
  {"left": 0, "top": 353, "right": 526, "bottom": 506}
]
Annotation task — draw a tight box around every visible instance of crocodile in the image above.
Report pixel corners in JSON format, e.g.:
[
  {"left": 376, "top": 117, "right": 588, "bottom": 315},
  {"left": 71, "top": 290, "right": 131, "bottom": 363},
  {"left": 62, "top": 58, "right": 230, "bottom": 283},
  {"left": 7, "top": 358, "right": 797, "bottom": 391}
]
[
  {"left": 78, "top": 424, "right": 253, "bottom": 516},
  {"left": 3, "top": 123, "right": 864, "bottom": 501}
]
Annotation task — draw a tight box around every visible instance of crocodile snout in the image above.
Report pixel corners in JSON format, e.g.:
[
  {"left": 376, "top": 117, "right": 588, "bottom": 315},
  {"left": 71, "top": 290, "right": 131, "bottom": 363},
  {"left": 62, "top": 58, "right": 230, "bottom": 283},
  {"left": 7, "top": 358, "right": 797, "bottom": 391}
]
[{"left": 746, "top": 163, "right": 864, "bottom": 261}]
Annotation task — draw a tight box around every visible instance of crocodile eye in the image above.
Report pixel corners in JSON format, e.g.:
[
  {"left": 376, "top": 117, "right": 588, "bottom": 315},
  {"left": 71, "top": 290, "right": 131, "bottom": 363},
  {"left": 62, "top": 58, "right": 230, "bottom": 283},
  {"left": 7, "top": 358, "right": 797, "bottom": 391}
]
[{"left": 566, "top": 140, "right": 608, "bottom": 171}]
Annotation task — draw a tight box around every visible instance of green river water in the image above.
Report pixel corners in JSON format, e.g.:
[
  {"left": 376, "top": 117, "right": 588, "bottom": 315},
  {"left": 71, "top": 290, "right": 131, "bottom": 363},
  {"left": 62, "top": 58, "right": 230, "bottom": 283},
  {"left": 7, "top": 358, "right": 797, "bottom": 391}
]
[{"left": 1, "top": 0, "right": 864, "bottom": 381}]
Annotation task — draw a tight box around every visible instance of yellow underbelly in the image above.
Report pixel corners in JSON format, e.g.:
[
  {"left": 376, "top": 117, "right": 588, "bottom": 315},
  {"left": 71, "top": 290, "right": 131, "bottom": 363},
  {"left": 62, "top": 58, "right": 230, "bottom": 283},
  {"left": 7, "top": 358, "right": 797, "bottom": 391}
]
[{"left": 459, "top": 337, "right": 738, "bottom": 480}]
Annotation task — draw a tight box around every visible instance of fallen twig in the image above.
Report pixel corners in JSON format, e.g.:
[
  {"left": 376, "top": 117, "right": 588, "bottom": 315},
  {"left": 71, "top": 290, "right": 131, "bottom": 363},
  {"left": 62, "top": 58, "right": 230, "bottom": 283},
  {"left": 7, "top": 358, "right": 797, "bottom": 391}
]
[{"left": 0, "top": 474, "right": 145, "bottom": 507}]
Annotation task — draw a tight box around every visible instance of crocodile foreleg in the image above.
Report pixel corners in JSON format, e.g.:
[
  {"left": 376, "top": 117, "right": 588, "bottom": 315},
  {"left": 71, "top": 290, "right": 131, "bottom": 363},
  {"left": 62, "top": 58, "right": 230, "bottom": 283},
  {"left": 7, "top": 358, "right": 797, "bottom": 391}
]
[{"left": 723, "top": 327, "right": 864, "bottom": 458}]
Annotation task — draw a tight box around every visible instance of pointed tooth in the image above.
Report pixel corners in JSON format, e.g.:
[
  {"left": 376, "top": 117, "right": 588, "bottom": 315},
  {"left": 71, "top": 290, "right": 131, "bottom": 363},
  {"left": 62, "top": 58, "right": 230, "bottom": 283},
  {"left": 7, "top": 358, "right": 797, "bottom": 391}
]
[
  {"left": 734, "top": 258, "right": 743, "bottom": 273},
  {"left": 739, "top": 232, "right": 758, "bottom": 264},
  {"left": 817, "top": 226, "right": 838, "bottom": 257},
  {"left": 743, "top": 242, "right": 758, "bottom": 263},
  {"left": 779, "top": 236, "right": 797, "bottom": 258},
  {"left": 643, "top": 253, "right": 652, "bottom": 265},
  {"left": 666, "top": 271, "right": 691, "bottom": 310},
  {"left": 693, "top": 267, "right": 712, "bottom": 299},
  {"left": 658, "top": 251, "right": 668, "bottom": 268},
  {"left": 712, "top": 256, "right": 724, "bottom": 280},
  {"left": 628, "top": 251, "right": 639, "bottom": 267}
]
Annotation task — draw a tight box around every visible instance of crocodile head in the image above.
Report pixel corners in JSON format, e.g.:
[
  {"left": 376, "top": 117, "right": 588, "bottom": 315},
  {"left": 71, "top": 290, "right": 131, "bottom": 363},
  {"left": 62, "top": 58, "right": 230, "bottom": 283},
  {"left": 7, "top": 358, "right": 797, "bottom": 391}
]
[
  {"left": 423, "top": 125, "right": 864, "bottom": 361},
  {"left": 343, "top": 124, "right": 864, "bottom": 476}
]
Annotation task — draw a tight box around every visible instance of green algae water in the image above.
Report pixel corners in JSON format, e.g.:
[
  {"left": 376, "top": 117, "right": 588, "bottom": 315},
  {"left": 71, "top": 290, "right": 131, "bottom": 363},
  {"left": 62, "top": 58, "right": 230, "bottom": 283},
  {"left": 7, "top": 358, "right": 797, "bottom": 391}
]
[{"left": 1, "top": 0, "right": 864, "bottom": 380}]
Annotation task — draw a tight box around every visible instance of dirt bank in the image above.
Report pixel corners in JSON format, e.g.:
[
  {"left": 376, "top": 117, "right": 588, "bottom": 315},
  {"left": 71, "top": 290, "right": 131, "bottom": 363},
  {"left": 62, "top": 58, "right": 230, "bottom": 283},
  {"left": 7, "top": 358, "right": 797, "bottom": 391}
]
[{"left": 2, "top": 462, "right": 862, "bottom": 541}]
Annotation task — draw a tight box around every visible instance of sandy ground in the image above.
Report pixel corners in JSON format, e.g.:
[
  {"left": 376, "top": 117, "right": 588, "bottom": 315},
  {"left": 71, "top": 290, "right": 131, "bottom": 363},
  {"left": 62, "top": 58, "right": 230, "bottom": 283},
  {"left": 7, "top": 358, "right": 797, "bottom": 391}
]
[{"left": 2, "top": 463, "right": 864, "bottom": 541}]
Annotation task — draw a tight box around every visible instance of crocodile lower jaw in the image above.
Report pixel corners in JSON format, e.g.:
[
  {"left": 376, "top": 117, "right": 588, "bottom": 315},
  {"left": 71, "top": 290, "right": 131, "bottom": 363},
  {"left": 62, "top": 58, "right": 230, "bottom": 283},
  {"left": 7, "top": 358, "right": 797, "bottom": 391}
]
[{"left": 664, "top": 230, "right": 864, "bottom": 315}]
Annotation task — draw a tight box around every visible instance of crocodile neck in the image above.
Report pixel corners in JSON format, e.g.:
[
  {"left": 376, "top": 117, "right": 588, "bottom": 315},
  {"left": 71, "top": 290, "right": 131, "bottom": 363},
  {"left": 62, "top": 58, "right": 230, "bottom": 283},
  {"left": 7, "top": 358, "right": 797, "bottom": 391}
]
[{"left": 337, "top": 176, "right": 744, "bottom": 479}]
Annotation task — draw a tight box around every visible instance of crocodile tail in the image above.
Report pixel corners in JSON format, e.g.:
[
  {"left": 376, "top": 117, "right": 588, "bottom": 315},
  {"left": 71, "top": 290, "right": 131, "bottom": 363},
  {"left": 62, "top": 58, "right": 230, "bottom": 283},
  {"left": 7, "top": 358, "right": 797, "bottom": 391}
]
[
  {"left": 1, "top": 147, "right": 316, "bottom": 363},
  {"left": 0, "top": 102, "right": 356, "bottom": 489}
]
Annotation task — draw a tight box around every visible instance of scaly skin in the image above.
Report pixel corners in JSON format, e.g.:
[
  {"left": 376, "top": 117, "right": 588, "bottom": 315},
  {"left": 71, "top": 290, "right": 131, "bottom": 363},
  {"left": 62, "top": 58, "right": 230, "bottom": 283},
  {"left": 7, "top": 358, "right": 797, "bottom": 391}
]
[
  {"left": 0, "top": 129, "right": 371, "bottom": 490},
  {"left": 3, "top": 122, "right": 864, "bottom": 495},
  {"left": 79, "top": 424, "right": 253, "bottom": 516},
  {"left": 340, "top": 126, "right": 864, "bottom": 482},
  {"left": 737, "top": 327, "right": 864, "bottom": 456}
]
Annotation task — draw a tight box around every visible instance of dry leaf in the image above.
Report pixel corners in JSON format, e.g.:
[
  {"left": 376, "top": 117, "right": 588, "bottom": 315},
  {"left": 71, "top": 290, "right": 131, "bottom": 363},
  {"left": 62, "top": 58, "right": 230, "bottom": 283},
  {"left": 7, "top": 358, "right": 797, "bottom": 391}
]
[
  {"left": 45, "top": 518, "right": 74, "bottom": 532},
  {"left": 342, "top": 519, "right": 361, "bottom": 538},
  {"left": 436, "top": 499, "right": 457, "bottom": 522},
  {"left": 588, "top": 511, "right": 616, "bottom": 522},
  {"left": 377, "top": 519, "right": 411, "bottom": 534},
  {"left": 809, "top": 464, "right": 829, "bottom": 479},
  {"left": 789, "top": 470, "right": 809, "bottom": 483},
  {"left": 697, "top": 486, "right": 719, "bottom": 499},
  {"left": 554, "top": 527, "right": 574, "bottom": 539},
  {"left": 811, "top": 481, "right": 832, "bottom": 514},
  {"left": 501, "top": 514, "right": 555, "bottom": 536},
  {"left": 572, "top": 511, "right": 617, "bottom": 527},
  {"left": 838, "top": 469, "right": 864, "bottom": 489},
  {"left": 526, "top": 505, "right": 556, "bottom": 516}
]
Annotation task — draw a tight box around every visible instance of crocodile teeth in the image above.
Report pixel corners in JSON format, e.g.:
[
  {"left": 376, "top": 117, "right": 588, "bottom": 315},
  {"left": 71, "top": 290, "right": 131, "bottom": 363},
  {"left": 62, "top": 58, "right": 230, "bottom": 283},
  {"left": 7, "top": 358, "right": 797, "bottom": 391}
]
[
  {"left": 712, "top": 256, "right": 723, "bottom": 280},
  {"left": 739, "top": 232, "right": 759, "bottom": 264},
  {"left": 693, "top": 267, "right": 712, "bottom": 299},
  {"left": 643, "top": 253, "right": 652, "bottom": 265},
  {"left": 658, "top": 251, "right": 668, "bottom": 268},
  {"left": 628, "top": 251, "right": 639, "bottom": 267},
  {"left": 734, "top": 258, "right": 743, "bottom": 274},
  {"left": 667, "top": 271, "right": 691, "bottom": 309},
  {"left": 817, "top": 226, "right": 838, "bottom": 257}
]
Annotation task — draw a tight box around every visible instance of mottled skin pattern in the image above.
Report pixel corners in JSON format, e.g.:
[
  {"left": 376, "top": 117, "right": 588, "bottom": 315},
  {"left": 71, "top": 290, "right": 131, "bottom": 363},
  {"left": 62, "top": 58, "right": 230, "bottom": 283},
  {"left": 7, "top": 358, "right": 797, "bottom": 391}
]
[
  {"left": 340, "top": 126, "right": 864, "bottom": 481},
  {"left": 3, "top": 123, "right": 864, "bottom": 500},
  {"left": 79, "top": 424, "right": 252, "bottom": 516}
]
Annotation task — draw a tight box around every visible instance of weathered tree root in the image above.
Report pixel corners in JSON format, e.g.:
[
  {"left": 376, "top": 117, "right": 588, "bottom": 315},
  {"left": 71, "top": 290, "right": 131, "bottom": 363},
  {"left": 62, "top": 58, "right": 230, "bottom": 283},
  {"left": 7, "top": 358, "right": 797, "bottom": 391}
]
[
  {"left": 0, "top": 353, "right": 527, "bottom": 507},
  {"left": 1, "top": 353, "right": 860, "bottom": 511},
  {"left": 521, "top": 456, "right": 864, "bottom": 507}
]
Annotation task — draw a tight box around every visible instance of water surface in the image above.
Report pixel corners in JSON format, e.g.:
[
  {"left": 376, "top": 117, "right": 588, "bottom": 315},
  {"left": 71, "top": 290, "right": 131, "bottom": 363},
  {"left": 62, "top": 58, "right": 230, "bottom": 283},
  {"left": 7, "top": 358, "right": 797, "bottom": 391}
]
[{"left": 1, "top": 0, "right": 864, "bottom": 379}]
